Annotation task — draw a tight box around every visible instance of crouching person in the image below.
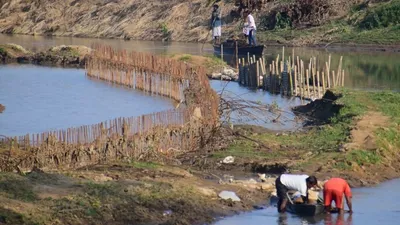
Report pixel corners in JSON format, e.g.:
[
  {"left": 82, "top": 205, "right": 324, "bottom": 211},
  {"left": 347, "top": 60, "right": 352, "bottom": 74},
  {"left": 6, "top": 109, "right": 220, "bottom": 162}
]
[
  {"left": 323, "top": 178, "right": 353, "bottom": 214},
  {"left": 275, "top": 174, "right": 318, "bottom": 213}
]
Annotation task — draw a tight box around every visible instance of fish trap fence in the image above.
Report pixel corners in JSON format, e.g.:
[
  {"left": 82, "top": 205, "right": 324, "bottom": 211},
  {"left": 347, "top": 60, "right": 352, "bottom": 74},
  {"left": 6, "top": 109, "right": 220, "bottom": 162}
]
[
  {"left": 238, "top": 47, "right": 347, "bottom": 101},
  {"left": 0, "top": 45, "right": 219, "bottom": 170}
]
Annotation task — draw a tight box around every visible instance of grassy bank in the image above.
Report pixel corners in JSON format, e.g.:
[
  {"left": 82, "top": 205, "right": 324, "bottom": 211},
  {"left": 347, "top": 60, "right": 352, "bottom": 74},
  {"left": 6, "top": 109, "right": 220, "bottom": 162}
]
[
  {"left": 212, "top": 89, "right": 400, "bottom": 186},
  {"left": 258, "top": 0, "right": 400, "bottom": 46}
]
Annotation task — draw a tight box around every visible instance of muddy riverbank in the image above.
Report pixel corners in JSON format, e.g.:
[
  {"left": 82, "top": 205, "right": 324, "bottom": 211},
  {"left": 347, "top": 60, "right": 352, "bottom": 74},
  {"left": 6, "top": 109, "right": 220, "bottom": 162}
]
[
  {"left": 180, "top": 89, "right": 400, "bottom": 188},
  {"left": 0, "top": 163, "right": 276, "bottom": 225}
]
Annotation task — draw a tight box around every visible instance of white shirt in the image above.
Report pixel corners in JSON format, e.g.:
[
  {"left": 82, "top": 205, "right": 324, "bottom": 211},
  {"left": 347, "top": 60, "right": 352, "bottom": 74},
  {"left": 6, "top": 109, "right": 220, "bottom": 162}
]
[
  {"left": 280, "top": 174, "right": 309, "bottom": 196},
  {"left": 247, "top": 14, "right": 256, "bottom": 30}
]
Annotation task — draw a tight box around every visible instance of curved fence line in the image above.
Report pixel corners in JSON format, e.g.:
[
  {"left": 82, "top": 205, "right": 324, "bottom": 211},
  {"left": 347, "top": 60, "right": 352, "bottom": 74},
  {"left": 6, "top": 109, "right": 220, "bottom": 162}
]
[{"left": 0, "top": 44, "right": 220, "bottom": 171}]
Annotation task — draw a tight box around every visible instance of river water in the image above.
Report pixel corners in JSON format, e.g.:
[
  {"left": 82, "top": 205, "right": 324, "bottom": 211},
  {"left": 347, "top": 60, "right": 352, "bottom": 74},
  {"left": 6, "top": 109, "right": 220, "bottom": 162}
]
[
  {"left": 0, "top": 64, "right": 302, "bottom": 136},
  {"left": 215, "top": 179, "right": 400, "bottom": 225},
  {"left": 1, "top": 35, "right": 400, "bottom": 225},
  {"left": 1, "top": 34, "right": 399, "bottom": 90},
  {"left": 0, "top": 64, "right": 174, "bottom": 136}
]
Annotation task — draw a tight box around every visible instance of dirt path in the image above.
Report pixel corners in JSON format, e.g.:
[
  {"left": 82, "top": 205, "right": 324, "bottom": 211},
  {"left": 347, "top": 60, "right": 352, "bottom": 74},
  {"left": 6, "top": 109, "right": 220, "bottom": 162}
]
[{"left": 344, "top": 112, "right": 389, "bottom": 151}]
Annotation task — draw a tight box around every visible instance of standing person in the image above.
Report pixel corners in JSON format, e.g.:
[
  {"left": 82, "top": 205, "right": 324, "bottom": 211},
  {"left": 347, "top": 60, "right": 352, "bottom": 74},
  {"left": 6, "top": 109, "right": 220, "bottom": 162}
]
[
  {"left": 323, "top": 178, "right": 353, "bottom": 214},
  {"left": 275, "top": 174, "right": 318, "bottom": 213},
  {"left": 243, "top": 9, "right": 257, "bottom": 46},
  {"left": 210, "top": 4, "right": 222, "bottom": 45}
]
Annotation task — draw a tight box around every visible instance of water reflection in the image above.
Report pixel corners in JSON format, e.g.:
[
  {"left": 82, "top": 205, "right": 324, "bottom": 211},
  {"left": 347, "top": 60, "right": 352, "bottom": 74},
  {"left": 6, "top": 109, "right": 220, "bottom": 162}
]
[
  {"left": 275, "top": 212, "right": 353, "bottom": 225},
  {"left": 215, "top": 179, "right": 400, "bottom": 225},
  {"left": 0, "top": 64, "right": 174, "bottom": 136},
  {"left": 0, "top": 34, "right": 399, "bottom": 90}
]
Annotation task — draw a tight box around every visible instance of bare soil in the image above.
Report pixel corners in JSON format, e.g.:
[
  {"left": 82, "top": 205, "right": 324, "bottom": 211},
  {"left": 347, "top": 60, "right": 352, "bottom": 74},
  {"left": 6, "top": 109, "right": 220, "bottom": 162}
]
[{"left": 0, "top": 163, "right": 275, "bottom": 225}]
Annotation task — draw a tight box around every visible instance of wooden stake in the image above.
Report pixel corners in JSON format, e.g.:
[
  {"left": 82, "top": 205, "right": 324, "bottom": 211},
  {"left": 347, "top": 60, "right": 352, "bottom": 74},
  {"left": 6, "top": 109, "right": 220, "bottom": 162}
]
[
  {"left": 221, "top": 44, "right": 224, "bottom": 61},
  {"left": 306, "top": 69, "right": 311, "bottom": 99},
  {"left": 332, "top": 70, "right": 336, "bottom": 87},
  {"left": 317, "top": 70, "right": 321, "bottom": 99},
  {"left": 326, "top": 62, "right": 331, "bottom": 88},
  {"left": 342, "top": 69, "right": 345, "bottom": 87},
  {"left": 294, "top": 65, "right": 298, "bottom": 96},
  {"left": 312, "top": 67, "right": 316, "bottom": 99},
  {"left": 322, "top": 71, "right": 326, "bottom": 95},
  {"left": 256, "top": 60, "right": 260, "bottom": 87}
]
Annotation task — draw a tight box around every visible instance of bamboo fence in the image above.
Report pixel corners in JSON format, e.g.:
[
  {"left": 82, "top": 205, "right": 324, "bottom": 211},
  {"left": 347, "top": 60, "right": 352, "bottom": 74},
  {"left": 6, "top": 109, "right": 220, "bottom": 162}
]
[
  {"left": 0, "top": 44, "right": 220, "bottom": 170},
  {"left": 238, "top": 48, "right": 346, "bottom": 100}
]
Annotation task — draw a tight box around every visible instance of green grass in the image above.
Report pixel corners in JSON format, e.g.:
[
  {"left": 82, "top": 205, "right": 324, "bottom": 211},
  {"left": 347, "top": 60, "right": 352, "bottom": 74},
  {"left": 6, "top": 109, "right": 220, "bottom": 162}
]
[
  {"left": 222, "top": 89, "right": 400, "bottom": 169},
  {"left": 178, "top": 54, "right": 192, "bottom": 62},
  {"left": 0, "top": 173, "right": 38, "bottom": 202},
  {"left": 0, "top": 47, "right": 7, "bottom": 56},
  {"left": 257, "top": 1, "right": 400, "bottom": 45},
  {"left": 131, "top": 161, "right": 159, "bottom": 169},
  {"left": 346, "top": 149, "right": 381, "bottom": 166},
  {"left": 203, "top": 54, "right": 227, "bottom": 68}
]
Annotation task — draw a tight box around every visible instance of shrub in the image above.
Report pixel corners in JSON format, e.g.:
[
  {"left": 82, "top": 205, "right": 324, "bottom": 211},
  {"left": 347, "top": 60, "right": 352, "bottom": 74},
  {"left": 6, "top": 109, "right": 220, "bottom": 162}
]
[{"left": 359, "top": 1, "right": 400, "bottom": 29}]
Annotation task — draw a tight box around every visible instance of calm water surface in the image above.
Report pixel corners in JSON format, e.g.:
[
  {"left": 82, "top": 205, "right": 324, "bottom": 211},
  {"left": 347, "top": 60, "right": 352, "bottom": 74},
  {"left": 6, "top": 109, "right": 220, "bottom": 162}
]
[
  {"left": 215, "top": 179, "right": 400, "bottom": 225},
  {"left": 0, "top": 64, "right": 173, "bottom": 136},
  {"left": 210, "top": 80, "right": 304, "bottom": 131},
  {"left": 0, "top": 65, "right": 302, "bottom": 136},
  {"left": 1, "top": 34, "right": 399, "bottom": 90}
]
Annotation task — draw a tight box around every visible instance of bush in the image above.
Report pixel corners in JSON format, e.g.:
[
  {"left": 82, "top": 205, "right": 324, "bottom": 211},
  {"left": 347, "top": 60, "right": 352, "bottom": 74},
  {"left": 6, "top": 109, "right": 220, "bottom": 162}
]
[{"left": 359, "top": 1, "right": 400, "bottom": 29}]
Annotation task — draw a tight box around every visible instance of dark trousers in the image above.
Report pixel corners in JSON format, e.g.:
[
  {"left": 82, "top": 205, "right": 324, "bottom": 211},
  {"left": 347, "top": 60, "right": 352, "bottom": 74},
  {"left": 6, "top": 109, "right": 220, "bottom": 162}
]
[
  {"left": 248, "top": 29, "right": 257, "bottom": 46},
  {"left": 275, "top": 175, "right": 289, "bottom": 212}
]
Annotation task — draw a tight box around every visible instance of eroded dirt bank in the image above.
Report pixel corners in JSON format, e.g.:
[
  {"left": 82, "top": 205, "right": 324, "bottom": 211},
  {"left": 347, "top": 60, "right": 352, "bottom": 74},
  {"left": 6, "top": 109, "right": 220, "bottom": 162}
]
[{"left": 0, "top": 163, "right": 277, "bottom": 225}]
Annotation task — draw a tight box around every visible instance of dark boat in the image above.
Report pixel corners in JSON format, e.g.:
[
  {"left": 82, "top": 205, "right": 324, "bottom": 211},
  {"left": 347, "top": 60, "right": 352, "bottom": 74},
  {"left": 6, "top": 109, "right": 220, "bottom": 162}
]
[
  {"left": 213, "top": 42, "right": 264, "bottom": 57},
  {"left": 285, "top": 192, "right": 325, "bottom": 216},
  {"left": 213, "top": 40, "right": 264, "bottom": 66},
  {"left": 286, "top": 201, "right": 325, "bottom": 216}
]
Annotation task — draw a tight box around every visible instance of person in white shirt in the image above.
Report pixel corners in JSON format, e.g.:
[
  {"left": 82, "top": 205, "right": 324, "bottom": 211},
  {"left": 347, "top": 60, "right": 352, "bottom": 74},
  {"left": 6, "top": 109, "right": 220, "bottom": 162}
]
[
  {"left": 243, "top": 10, "right": 257, "bottom": 46},
  {"left": 210, "top": 4, "right": 222, "bottom": 45},
  {"left": 275, "top": 174, "right": 318, "bottom": 213}
]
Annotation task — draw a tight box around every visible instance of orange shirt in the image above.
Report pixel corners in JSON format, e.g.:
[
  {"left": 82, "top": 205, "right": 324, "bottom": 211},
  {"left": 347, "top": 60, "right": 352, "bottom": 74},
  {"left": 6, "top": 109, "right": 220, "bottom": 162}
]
[{"left": 324, "top": 178, "right": 352, "bottom": 197}]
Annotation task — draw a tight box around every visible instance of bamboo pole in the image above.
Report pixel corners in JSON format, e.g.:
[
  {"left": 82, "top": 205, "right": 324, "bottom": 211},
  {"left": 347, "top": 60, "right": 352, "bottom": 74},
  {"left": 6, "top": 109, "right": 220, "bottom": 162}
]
[
  {"left": 342, "top": 69, "right": 345, "bottom": 87},
  {"left": 286, "top": 60, "right": 293, "bottom": 95},
  {"left": 256, "top": 60, "right": 260, "bottom": 87},
  {"left": 322, "top": 71, "right": 326, "bottom": 95},
  {"left": 332, "top": 70, "right": 336, "bottom": 87},
  {"left": 221, "top": 44, "right": 224, "bottom": 61},
  {"left": 326, "top": 62, "right": 331, "bottom": 88},
  {"left": 312, "top": 66, "right": 316, "bottom": 99},
  {"left": 294, "top": 65, "right": 298, "bottom": 96},
  {"left": 317, "top": 70, "right": 321, "bottom": 99},
  {"left": 235, "top": 41, "right": 239, "bottom": 70},
  {"left": 306, "top": 69, "right": 311, "bottom": 99},
  {"left": 300, "top": 61, "right": 304, "bottom": 99}
]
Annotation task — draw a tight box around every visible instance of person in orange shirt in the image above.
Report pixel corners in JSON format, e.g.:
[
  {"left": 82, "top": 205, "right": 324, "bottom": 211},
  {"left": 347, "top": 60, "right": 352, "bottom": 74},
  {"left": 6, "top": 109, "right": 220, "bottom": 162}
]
[{"left": 323, "top": 178, "right": 353, "bottom": 214}]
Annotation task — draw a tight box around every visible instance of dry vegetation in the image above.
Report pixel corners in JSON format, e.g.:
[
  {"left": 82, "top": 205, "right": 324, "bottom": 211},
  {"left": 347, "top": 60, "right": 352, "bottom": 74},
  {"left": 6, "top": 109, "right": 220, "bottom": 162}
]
[{"left": 0, "top": 0, "right": 398, "bottom": 45}]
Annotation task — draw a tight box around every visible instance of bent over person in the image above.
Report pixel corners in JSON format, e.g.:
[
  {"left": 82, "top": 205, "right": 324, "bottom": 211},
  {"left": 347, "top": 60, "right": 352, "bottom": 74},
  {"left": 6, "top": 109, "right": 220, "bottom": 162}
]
[
  {"left": 275, "top": 174, "right": 318, "bottom": 213},
  {"left": 323, "top": 178, "right": 353, "bottom": 214}
]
